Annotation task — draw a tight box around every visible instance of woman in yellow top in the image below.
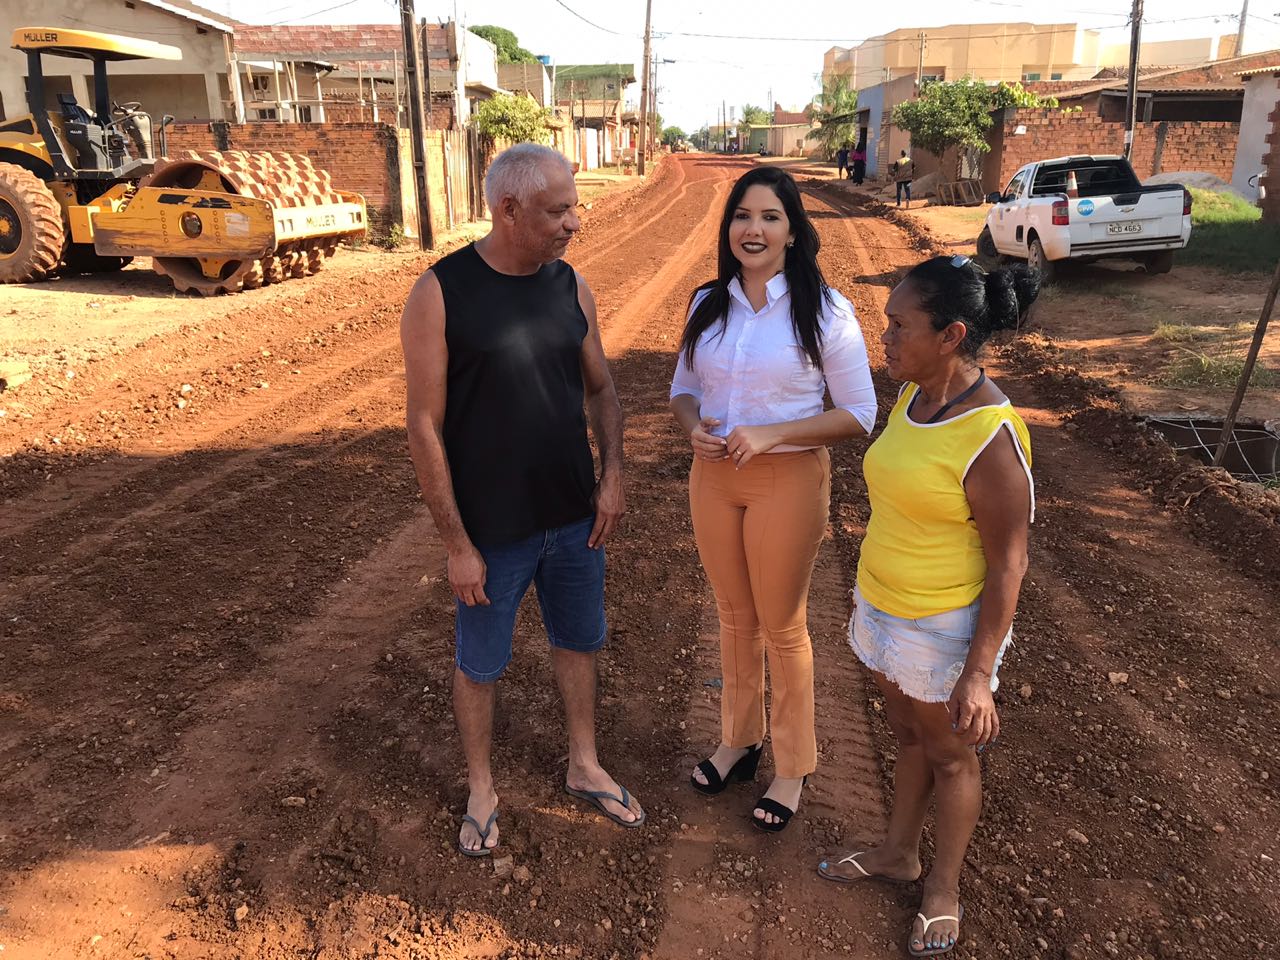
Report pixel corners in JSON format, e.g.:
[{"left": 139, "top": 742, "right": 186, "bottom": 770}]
[{"left": 817, "top": 255, "right": 1039, "bottom": 958}]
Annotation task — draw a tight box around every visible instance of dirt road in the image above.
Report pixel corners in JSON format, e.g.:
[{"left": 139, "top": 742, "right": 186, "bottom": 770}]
[{"left": 1, "top": 155, "right": 1276, "bottom": 960}]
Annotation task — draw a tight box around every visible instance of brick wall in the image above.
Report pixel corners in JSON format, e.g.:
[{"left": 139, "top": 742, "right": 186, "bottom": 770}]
[
  {"left": 165, "top": 121, "right": 404, "bottom": 239},
  {"left": 988, "top": 109, "right": 1240, "bottom": 192}
]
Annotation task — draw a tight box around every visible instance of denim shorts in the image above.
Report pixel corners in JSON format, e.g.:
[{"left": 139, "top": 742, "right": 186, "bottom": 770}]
[
  {"left": 848, "top": 585, "right": 1012, "bottom": 703},
  {"left": 455, "top": 515, "right": 606, "bottom": 683}
]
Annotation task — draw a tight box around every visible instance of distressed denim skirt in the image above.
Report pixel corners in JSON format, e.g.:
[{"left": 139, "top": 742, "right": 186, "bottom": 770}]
[{"left": 848, "top": 584, "right": 1012, "bottom": 703}]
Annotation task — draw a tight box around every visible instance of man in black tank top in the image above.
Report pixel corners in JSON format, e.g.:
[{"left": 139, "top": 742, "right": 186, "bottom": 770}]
[{"left": 401, "top": 144, "right": 642, "bottom": 858}]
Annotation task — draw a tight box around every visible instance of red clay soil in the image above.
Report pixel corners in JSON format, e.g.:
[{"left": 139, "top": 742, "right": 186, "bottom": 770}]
[{"left": 0, "top": 156, "right": 1276, "bottom": 960}]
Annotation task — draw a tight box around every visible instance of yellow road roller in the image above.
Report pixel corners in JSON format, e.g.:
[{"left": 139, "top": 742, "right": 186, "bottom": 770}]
[{"left": 0, "top": 27, "right": 367, "bottom": 294}]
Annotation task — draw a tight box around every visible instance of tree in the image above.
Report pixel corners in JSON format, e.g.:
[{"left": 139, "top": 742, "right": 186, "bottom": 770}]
[
  {"left": 469, "top": 25, "right": 537, "bottom": 64},
  {"left": 808, "top": 76, "right": 858, "bottom": 159},
  {"left": 891, "top": 78, "right": 1059, "bottom": 173},
  {"left": 739, "top": 103, "right": 771, "bottom": 134},
  {"left": 661, "top": 125, "right": 687, "bottom": 146},
  {"left": 473, "top": 93, "right": 552, "bottom": 145}
]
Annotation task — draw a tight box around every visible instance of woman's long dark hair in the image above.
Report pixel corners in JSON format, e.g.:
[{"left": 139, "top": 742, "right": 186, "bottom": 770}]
[{"left": 680, "top": 167, "right": 832, "bottom": 371}]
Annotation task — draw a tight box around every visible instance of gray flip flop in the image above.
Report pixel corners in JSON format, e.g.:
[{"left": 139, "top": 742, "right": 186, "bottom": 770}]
[
  {"left": 457, "top": 809, "right": 499, "bottom": 858},
  {"left": 564, "top": 783, "right": 646, "bottom": 828}
]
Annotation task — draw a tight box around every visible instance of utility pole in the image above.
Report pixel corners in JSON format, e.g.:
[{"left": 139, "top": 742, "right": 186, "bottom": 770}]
[
  {"left": 637, "top": 0, "right": 653, "bottom": 175},
  {"left": 722, "top": 98, "right": 727, "bottom": 152},
  {"left": 1236, "top": 0, "right": 1249, "bottom": 55},
  {"left": 400, "top": 0, "right": 434, "bottom": 249},
  {"left": 1123, "top": 0, "right": 1144, "bottom": 161},
  {"left": 915, "top": 31, "right": 927, "bottom": 89}
]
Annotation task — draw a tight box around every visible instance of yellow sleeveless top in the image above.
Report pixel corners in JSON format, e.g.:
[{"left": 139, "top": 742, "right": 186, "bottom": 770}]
[{"left": 856, "top": 382, "right": 1034, "bottom": 618}]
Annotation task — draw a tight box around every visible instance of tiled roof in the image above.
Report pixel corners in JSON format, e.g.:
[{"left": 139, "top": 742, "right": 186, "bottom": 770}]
[{"left": 1053, "top": 49, "right": 1280, "bottom": 100}]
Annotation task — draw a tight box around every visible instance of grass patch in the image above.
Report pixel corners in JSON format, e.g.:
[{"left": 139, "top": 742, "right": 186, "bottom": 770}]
[
  {"left": 1180, "top": 188, "right": 1280, "bottom": 273},
  {"left": 1163, "top": 346, "right": 1280, "bottom": 388},
  {"left": 1154, "top": 322, "right": 1218, "bottom": 342}
]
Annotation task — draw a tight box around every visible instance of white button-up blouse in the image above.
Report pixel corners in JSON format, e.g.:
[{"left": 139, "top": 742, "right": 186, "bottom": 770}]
[{"left": 669, "top": 273, "right": 877, "bottom": 451}]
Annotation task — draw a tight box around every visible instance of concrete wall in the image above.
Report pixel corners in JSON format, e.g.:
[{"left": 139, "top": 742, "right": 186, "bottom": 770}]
[
  {"left": 858, "top": 84, "right": 885, "bottom": 177},
  {"left": 166, "top": 121, "right": 404, "bottom": 238},
  {"left": 498, "top": 63, "right": 553, "bottom": 107},
  {"left": 1, "top": 0, "right": 229, "bottom": 122},
  {"left": 988, "top": 109, "right": 1240, "bottom": 192},
  {"left": 825, "top": 23, "right": 1230, "bottom": 96},
  {"left": 1233, "top": 73, "right": 1279, "bottom": 201}
]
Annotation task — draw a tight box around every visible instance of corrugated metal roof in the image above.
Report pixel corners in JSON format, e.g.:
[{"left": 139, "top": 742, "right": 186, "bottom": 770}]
[{"left": 1236, "top": 65, "right": 1280, "bottom": 77}]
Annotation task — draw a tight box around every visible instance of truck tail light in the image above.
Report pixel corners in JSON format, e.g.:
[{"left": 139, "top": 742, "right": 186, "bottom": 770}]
[
  {"left": 1183, "top": 188, "right": 1192, "bottom": 215},
  {"left": 1052, "top": 200, "right": 1069, "bottom": 226}
]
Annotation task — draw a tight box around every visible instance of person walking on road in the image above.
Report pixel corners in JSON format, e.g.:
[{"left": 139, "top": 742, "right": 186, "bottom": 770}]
[
  {"left": 817, "top": 255, "right": 1038, "bottom": 957},
  {"left": 671, "top": 166, "right": 877, "bottom": 833},
  {"left": 851, "top": 141, "right": 867, "bottom": 184},
  {"left": 893, "top": 149, "right": 915, "bottom": 208},
  {"left": 836, "top": 144, "right": 850, "bottom": 180},
  {"left": 400, "top": 143, "right": 643, "bottom": 859}
]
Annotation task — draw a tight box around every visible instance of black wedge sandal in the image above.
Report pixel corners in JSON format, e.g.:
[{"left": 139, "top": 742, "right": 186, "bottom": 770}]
[
  {"left": 751, "top": 775, "right": 808, "bottom": 833},
  {"left": 690, "top": 742, "right": 763, "bottom": 796}
]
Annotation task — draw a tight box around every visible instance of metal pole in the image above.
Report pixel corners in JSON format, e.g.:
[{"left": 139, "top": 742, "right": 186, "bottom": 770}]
[
  {"left": 638, "top": 0, "right": 653, "bottom": 174},
  {"left": 400, "top": 0, "right": 434, "bottom": 248},
  {"left": 722, "top": 99, "right": 727, "bottom": 152},
  {"left": 1124, "top": 0, "right": 1144, "bottom": 160},
  {"left": 916, "top": 31, "right": 926, "bottom": 89},
  {"left": 1213, "top": 257, "right": 1280, "bottom": 467},
  {"left": 1237, "top": 0, "right": 1250, "bottom": 56}
]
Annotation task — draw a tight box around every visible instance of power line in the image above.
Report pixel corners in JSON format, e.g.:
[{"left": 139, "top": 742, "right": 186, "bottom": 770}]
[
  {"left": 549, "top": 0, "right": 636, "bottom": 37},
  {"left": 264, "top": 0, "right": 369, "bottom": 27}
]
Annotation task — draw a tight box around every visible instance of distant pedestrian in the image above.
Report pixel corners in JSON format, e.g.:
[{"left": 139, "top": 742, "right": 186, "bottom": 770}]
[
  {"left": 818, "top": 255, "right": 1039, "bottom": 958},
  {"left": 836, "top": 144, "right": 850, "bottom": 179},
  {"left": 400, "top": 143, "right": 643, "bottom": 859},
  {"left": 671, "top": 166, "right": 877, "bottom": 833},
  {"left": 893, "top": 150, "right": 915, "bottom": 207},
  {"left": 851, "top": 142, "right": 867, "bottom": 184}
]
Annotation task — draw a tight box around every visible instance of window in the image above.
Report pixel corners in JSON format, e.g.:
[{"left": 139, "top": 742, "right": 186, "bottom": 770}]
[
  {"left": 1051, "top": 73, "right": 1063, "bottom": 81},
  {"left": 250, "top": 75, "right": 271, "bottom": 101},
  {"left": 253, "top": 107, "right": 278, "bottom": 121},
  {"left": 1004, "top": 172, "right": 1027, "bottom": 199},
  {"left": 920, "top": 73, "right": 942, "bottom": 83},
  {"left": 296, "top": 105, "right": 313, "bottom": 123},
  {"left": 1022, "top": 72, "right": 1041, "bottom": 82}
]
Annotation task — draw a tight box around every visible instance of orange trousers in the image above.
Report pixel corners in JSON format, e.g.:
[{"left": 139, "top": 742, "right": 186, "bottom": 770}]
[{"left": 690, "top": 448, "right": 830, "bottom": 778}]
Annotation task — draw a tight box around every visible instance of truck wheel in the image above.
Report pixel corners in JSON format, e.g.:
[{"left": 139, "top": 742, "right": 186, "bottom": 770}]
[
  {"left": 1144, "top": 250, "right": 1174, "bottom": 275},
  {"left": 1028, "top": 236, "right": 1056, "bottom": 283},
  {"left": 977, "top": 227, "right": 998, "bottom": 259},
  {"left": 0, "top": 163, "right": 66, "bottom": 284},
  {"left": 60, "top": 243, "right": 133, "bottom": 275}
]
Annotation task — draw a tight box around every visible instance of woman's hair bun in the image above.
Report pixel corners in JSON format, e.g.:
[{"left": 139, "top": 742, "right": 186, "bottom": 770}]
[{"left": 983, "top": 265, "right": 1040, "bottom": 331}]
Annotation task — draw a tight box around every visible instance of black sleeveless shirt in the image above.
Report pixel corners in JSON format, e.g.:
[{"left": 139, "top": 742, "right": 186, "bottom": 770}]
[{"left": 433, "top": 243, "right": 596, "bottom": 547}]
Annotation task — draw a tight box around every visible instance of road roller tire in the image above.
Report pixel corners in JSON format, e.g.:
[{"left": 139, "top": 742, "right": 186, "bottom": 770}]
[{"left": 0, "top": 163, "right": 66, "bottom": 284}]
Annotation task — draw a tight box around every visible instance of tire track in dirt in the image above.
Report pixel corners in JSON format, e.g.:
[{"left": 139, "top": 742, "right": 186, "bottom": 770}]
[{"left": 0, "top": 348, "right": 409, "bottom": 597}]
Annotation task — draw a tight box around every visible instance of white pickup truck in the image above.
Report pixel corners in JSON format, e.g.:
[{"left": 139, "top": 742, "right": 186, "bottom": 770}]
[{"left": 977, "top": 155, "right": 1192, "bottom": 280}]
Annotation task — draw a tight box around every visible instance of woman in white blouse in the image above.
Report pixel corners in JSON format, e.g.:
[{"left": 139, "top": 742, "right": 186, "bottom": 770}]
[{"left": 670, "top": 166, "right": 877, "bottom": 832}]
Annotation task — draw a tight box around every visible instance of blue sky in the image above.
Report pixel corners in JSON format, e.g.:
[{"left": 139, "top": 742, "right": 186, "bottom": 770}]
[{"left": 218, "top": 0, "right": 1280, "bottom": 130}]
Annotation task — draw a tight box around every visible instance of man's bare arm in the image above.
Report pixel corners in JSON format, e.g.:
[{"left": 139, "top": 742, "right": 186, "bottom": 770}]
[
  {"left": 401, "top": 271, "right": 489, "bottom": 605},
  {"left": 576, "top": 273, "right": 625, "bottom": 548}
]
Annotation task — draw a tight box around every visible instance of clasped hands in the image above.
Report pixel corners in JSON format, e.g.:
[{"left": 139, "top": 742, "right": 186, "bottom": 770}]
[{"left": 689, "top": 417, "right": 780, "bottom": 468}]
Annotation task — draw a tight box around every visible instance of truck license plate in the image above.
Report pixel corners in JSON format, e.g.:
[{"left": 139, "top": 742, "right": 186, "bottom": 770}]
[{"left": 1107, "top": 222, "right": 1143, "bottom": 235}]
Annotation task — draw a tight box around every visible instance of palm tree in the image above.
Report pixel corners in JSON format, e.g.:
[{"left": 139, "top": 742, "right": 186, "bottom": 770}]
[{"left": 809, "top": 75, "right": 859, "bottom": 160}]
